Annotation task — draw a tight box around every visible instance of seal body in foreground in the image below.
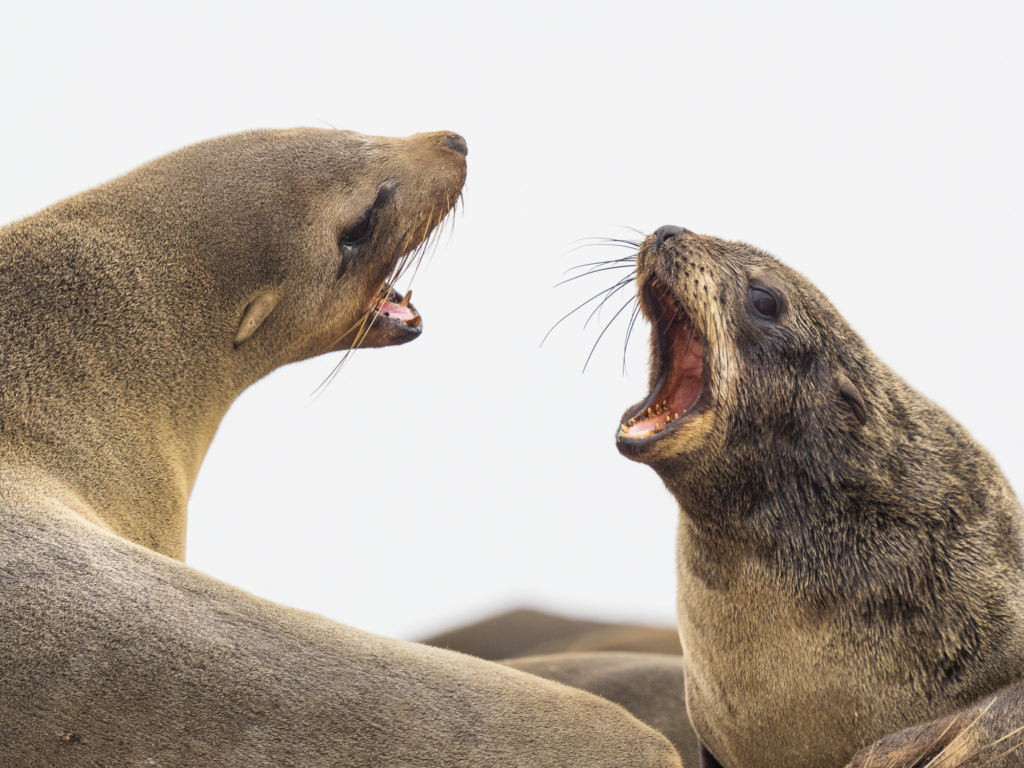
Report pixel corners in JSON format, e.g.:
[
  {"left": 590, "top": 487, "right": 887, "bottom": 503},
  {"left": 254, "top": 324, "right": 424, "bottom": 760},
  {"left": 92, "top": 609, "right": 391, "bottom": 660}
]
[
  {"left": 615, "top": 226, "right": 1024, "bottom": 767},
  {"left": 0, "top": 130, "right": 682, "bottom": 768}
]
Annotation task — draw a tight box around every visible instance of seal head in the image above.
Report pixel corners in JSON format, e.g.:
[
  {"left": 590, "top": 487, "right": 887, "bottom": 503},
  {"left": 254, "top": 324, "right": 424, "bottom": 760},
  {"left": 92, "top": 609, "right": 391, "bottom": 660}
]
[
  {"left": 0, "top": 128, "right": 467, "bottom": 560},
  {"left": 616, "top": 225, "right": 870, "bottom": 467}
]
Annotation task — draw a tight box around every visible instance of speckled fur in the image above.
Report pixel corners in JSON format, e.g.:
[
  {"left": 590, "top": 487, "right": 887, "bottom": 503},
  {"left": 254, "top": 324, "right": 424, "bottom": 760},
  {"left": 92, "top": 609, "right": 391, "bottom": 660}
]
[
  {"left": 618, "top": 229, "right": 1024, "bottom": 768},
  {"left": 0, "top": 130, "right": 683, "bottom": 768}
]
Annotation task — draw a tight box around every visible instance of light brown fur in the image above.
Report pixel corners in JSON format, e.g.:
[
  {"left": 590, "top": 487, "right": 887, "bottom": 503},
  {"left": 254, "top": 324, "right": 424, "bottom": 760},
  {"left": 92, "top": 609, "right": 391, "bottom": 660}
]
[
  {"left": 504, "top": 652, "right": 699, "bottom": 766},
  {"left": 0, "top": 130, "right": 683, "bottom": 767}
]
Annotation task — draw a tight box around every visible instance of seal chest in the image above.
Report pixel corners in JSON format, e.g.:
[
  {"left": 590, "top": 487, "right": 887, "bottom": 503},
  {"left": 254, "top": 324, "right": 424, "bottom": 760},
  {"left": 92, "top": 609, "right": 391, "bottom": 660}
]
[{"left": 615, "top": 226, "right": 1024, "bottom": 767}]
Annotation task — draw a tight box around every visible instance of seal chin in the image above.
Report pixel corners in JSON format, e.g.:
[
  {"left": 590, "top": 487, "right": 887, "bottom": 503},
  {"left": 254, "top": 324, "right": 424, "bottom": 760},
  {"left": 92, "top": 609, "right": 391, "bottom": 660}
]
[{"left": 616, "top": 276, "right": 707, "bottom": 452}]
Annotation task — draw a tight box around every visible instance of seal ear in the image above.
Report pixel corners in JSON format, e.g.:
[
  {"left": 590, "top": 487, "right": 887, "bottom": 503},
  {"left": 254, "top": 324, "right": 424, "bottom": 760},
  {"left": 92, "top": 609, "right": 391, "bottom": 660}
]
[
  {"left": 234, "top": 293, "right": 281, "bottom": 347},
  {"left": 836, "top": 372, "right": 867, "bottom": 425}
]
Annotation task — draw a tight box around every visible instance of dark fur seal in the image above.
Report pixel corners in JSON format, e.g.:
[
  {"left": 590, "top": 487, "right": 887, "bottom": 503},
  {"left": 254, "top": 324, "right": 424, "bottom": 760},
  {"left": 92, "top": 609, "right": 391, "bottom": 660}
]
[
  {"left": 614, "top": 226, "right": 1024, "bottom": 767},
  {"left": 0, "top": 130, "right": 683, "bottom": 768}
]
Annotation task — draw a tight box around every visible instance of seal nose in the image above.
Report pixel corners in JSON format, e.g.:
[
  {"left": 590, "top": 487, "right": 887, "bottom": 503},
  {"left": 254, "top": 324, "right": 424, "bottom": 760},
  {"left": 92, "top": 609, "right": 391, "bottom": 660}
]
[
  {"left": 654, "top": 225, "right": 689, "bottom": 248},
  {"left": 442, "top": 133, "right": 468, "bottom": 157}
]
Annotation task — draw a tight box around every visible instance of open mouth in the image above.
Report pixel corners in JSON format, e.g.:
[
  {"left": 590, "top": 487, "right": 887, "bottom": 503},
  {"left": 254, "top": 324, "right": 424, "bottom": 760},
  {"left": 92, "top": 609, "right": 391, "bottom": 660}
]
[
  {"left": 619, "top": 278, "right": 706, "bottom": 442},
  {"left": 341, "top": 286, "right": 423, "bottom": 350},
  {"left": 372, "top": 286, "right": 421, "bottom": 329}
]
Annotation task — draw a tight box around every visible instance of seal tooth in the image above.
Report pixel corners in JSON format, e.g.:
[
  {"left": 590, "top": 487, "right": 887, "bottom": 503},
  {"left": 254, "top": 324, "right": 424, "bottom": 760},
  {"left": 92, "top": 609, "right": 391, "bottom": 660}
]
[
  {"left": 653, "top": 424, "right": 663, "bottom": 434},
  {"left": 400, "top": 290, "right": 412, "bottom": 307},
  {"left": 644, "top": 430, "right": 652, "bottom": 438},
  {"left": 674, "top": 413, "right": 679, "bottom": 419},
  {"left": 405, "top": 316, "right": 421, "bottom": 328}
]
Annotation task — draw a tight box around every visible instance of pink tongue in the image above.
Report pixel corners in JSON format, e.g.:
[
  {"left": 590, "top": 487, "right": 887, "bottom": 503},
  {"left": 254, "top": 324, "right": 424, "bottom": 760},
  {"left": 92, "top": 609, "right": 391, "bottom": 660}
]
[
  {"left": 626, "top": 411, "right": 671, "bottom": 438},
  {"left": 376, "top": 300, "right": 416, "bottom": 321}
]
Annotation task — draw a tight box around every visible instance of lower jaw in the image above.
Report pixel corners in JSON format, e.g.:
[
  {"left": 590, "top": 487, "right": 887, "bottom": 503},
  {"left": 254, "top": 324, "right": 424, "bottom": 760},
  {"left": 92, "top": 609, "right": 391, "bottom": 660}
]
[{"left": 618, "top": 374, "right": 704, "bottom": 441}]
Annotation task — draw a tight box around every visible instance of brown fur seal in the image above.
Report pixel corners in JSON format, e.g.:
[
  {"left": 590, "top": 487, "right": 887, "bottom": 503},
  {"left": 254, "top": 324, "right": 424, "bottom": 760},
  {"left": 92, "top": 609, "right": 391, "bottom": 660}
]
[
  {"left": 504, "top": 652, "right": 699, "bottom": 766},
  {"left": 0, "top": 130, "right": 683, "bottom": 768},
  {"left": 421, "top": 607, "right": 682, "bottom": 659},
  {"left": 613, "top": 226, "right": 1024, "bottom": 767}
]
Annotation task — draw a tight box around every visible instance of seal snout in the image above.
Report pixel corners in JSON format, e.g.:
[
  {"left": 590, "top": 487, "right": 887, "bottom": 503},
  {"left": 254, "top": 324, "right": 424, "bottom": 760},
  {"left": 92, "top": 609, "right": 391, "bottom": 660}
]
[
  {"left": 442, "top": 132, "right": 468, "bottom": 156},
  {"left": 653, "top": 225, "right": 691, "bottom": 249}
]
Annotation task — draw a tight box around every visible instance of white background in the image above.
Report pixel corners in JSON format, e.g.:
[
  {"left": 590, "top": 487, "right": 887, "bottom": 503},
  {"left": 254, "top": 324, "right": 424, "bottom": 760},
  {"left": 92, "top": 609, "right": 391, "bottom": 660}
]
[{"left": 2, "top": 2, "right": 1021, "bottom": 640}]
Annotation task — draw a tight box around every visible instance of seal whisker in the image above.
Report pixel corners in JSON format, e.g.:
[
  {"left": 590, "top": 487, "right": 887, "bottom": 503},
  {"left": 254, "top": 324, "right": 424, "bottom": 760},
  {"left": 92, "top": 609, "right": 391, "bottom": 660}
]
[
  {"left": 622, "top": 301, "right": 643, "bottom": 375},
  {"left": 583, "top": 274, "right": 637, "bottom": 331},
  {"left": 313, "top": 197, "right": 460, "bottom": 396},
  {"left": 976, "top": 738, "right": 1024, "bottom": 768},
  {"left": 541, "top": 273, "right": 635, "bottom": 348},
  {"left": 920, "top": 700, "right": 996, "bottom": 768},
  {"left": 562, "top": 258, "right": 638, "bottom": 277},
  {"left": 583, "top": 296, "right": 637, "bottom": 374},
  {"left": 555, "top": 265, "right": 637, "bottom": 288},
  {"left": 903, "top": 713, "right": 974, "bottom": 768},
  {"left": 915, "top": 710, "right": 1024, "bottom": 768},
  {"left": 981, "top": 722, "right": 1024, "bottom": 752},
  {"left": 547, "top": 236, "right": 643, "bottom": 372}
]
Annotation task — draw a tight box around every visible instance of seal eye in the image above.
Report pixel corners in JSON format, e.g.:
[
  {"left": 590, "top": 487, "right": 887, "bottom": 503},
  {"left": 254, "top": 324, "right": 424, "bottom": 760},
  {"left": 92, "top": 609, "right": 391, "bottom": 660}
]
[
  {"left": 339, "top": 207, "right": 375, "bottom": 248},
  {"left": 749, "top": 286, "right": 779, "bottom": 319}
]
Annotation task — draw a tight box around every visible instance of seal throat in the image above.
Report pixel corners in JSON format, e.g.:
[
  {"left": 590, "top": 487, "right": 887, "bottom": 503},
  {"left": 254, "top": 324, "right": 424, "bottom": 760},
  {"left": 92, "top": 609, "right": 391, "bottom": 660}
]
[{"left": 621, "top": 278, "right": 705, "bottom": 440}]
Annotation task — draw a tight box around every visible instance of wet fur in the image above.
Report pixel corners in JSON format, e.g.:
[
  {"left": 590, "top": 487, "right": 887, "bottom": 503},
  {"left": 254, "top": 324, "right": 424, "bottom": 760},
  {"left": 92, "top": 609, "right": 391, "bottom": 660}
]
[
  {"left": 0, "top": 130, "right": 683, "bottom": 767},
  {"left": 617, "top": 230, "right": 1024, "bottom": 767}
]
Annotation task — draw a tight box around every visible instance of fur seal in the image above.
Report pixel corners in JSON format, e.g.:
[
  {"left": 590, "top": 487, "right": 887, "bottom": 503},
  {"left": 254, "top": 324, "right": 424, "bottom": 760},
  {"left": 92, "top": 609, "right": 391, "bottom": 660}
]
[
  {"left": 614, "top": 226, "right": 1024, "bottom": 767},
  {"left": 421, "top": 607, "right": 682, "bottom": 659},
  {"left": 0, "top": 130, "right": 683, "bottom": 768}
]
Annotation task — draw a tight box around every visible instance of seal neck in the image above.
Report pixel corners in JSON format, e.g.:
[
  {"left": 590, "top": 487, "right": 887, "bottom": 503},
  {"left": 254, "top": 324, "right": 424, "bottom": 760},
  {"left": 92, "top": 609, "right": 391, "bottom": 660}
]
[{"left": 1, "top": 386, "right": 230, "bottom": 561}]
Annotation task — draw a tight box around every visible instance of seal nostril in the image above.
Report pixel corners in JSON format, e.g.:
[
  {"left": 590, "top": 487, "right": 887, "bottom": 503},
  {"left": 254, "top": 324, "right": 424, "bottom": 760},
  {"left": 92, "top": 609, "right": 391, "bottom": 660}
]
[
  {"left": 443, "top": 133, "right": 468, "bottom": 157},
  {"left": 654, "top": 225, "right": 686, "bottom": 248}
]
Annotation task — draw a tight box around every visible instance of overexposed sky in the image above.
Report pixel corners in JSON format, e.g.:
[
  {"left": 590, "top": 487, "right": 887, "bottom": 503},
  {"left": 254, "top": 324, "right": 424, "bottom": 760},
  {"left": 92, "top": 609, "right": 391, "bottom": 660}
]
[{"left": 3, "top": 1, "right": 1022, "bottom": 639}]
